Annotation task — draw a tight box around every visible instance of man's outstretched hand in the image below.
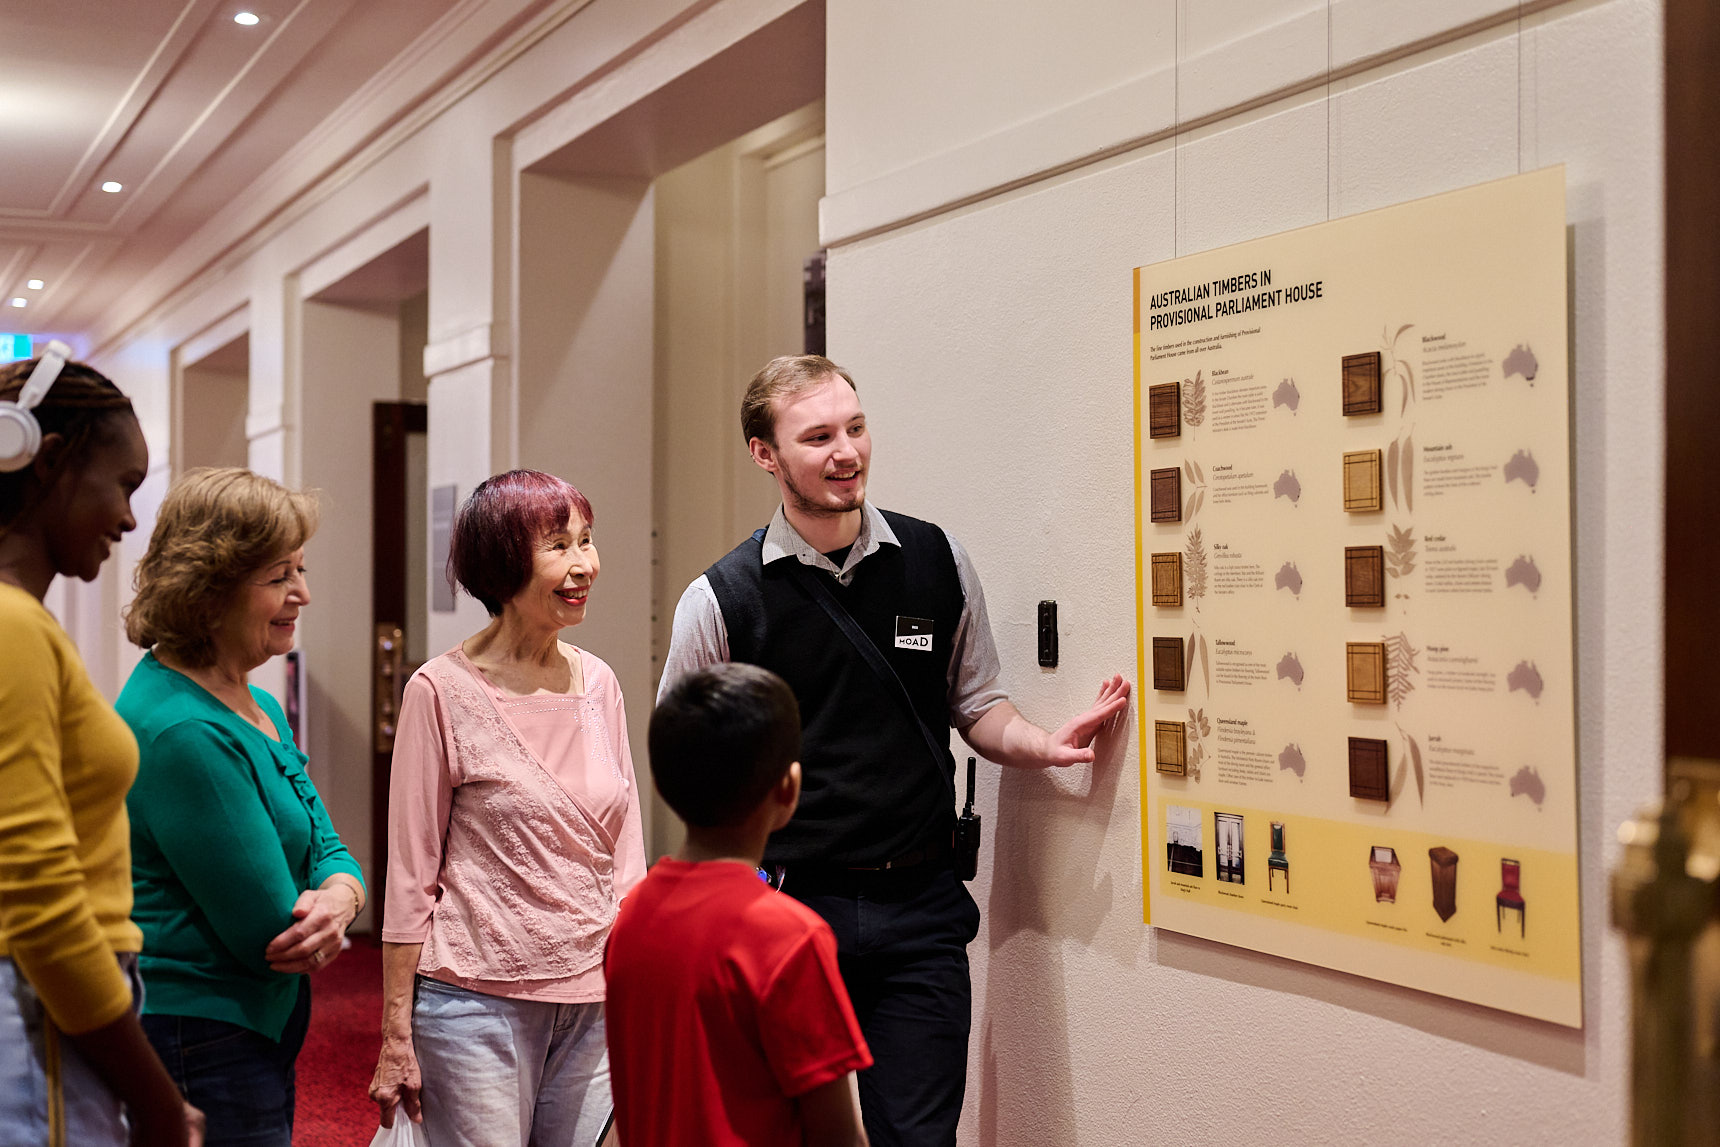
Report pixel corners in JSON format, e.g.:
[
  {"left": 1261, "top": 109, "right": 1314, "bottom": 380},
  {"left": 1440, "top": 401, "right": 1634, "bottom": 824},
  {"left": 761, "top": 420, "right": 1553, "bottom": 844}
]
[
  {"left": 1045, "top": 674, "right": 1132, "bottom": 766},
  {"left": 960, "top": 675, "right": 1133, "bottom": 769}
]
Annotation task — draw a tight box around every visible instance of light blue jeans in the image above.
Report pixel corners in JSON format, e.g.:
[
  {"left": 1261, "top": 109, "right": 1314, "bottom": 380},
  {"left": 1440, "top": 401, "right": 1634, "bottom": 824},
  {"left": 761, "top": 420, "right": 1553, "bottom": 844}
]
[
  {"left": 0, "top": 955, "right": 141, "bottom": 1147},
  {"left": 412, "top": 976, "right": 612, "bottom": 1147}
]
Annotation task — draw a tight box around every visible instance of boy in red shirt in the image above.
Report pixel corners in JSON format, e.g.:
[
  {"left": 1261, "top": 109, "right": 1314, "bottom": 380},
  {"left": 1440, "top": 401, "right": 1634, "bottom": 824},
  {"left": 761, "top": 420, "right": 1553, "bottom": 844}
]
[{"left": 605, "top": 663, "right": 871, "bottom": 1146}]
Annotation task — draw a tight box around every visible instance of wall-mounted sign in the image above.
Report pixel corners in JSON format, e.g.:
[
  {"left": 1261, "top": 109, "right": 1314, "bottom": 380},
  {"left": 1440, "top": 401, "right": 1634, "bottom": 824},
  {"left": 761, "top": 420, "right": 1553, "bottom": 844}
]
[
  {"left": 0, "top": 334, "right": 33, "bottom": 361},
  {"left": 1134, "top": 167, "right": 1579, "bottom": 1027}
]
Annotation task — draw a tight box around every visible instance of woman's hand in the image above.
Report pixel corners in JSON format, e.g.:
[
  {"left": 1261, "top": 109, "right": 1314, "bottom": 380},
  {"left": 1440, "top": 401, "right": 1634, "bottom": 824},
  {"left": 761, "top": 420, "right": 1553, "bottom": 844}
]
[
  {"left": 370, "top": 1031, "right": 423, "bottom": 1128},
  {"left": 264, "top": 883, "right": 358, "bottom": 974}
]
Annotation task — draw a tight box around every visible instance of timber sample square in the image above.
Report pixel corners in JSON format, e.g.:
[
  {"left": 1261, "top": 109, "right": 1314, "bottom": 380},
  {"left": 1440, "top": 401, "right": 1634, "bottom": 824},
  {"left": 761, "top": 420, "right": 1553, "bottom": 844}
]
[
  {"left": 1151, "top": 552, "right": 1183, "bottom": 606},
  {"left": 1345, "top": 545, "right": 1386, "bottom": 608},
  {"left": 1148, "top": 382, "right": 1182, "bottom": 438},
  {"left": 1150, "top": 467, "right": 1182, "bottom": 523},
  {"left": 1429, "top": 846, "right": 1460, "bottom": 922},
  {"left": 1154, "top": 720, "right": 1188, "bottom": 776},
  {"left": 1342, "top": 351, "right": 1383, "bottom": 415},
  {"left": 1346, "top": 642, "right": 1387, "bottom": 704},
  {"left": 1152, "top": 636, "right": 1186, "bottom": 691},
  {"left": 1343, "top": 449, "right": 1383, "bottom": 512},
  {"left": 1348, "top": 736, "right": 1390, "bottom": 801}
]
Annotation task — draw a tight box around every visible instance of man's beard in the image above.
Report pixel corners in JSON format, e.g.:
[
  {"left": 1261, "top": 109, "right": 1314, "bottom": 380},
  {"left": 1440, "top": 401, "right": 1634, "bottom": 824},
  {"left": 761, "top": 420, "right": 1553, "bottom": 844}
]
[{"left": 781, "top": 467, "right": 865, "bottom": 518}]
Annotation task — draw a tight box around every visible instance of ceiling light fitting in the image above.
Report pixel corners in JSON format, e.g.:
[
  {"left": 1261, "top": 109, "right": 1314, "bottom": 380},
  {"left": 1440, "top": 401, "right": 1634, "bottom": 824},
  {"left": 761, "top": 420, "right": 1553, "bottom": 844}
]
[
  {"left": 9, "top": 299, "right": 25, "bottom": 308},
  {"left": 234, "top": 11, "right": 261, "bottom": 25},
  {"left": 100, "top": 181, "right": 122, "bottom": 193},
  {"left": 25, "top": 280, "right": 42, "bottom": 290}
]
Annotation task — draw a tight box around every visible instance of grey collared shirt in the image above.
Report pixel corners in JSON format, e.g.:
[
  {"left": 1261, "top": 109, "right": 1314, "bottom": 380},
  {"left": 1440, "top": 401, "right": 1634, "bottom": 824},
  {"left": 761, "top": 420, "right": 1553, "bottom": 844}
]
[{"left": 657, "top": 503, "right": 1008, "bottom": 728}]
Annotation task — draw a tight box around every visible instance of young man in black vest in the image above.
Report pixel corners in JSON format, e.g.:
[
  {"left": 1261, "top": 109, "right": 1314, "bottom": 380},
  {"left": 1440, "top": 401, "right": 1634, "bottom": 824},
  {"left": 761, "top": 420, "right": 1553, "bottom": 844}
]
[{"left": 658, "top": 354, "right": 1130, "bottom": 1146}]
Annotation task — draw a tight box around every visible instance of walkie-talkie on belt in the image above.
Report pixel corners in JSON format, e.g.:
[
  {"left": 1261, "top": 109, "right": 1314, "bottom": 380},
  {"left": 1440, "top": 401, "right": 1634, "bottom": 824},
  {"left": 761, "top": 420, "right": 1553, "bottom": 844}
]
[{"left": 955, "top": 756, "right": 982, "bottom": 881}]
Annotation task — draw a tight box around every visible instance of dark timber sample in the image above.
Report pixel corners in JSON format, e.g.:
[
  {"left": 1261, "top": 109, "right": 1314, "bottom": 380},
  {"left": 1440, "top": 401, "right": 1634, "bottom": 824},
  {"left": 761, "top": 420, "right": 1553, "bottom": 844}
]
[
  {"left": 1149, "top": 382, "right": 1182, "bottom": 438},
  {"left": 1151, "top": 552, "right": 1183, "bottom": 606},
  {"left": 1152, "top": 636, "right": 1186, "bottom": 691},
  {"left": 1155, "top": 720, "right": 1188, "bottom": 776},
  {"left": 1348, "top": 736, "right": 1390, "bottom": 802},
  {"left": 1346, "top": 641, "right": 1387, "bottom": 704},
  {"left": 1345, "top": 545, "right": 1386, "bottom": 608},
  {"left": 1429, "top": 846, "right": 1460, "bottom": 923},
  {"left": 1150, "top": 467, "right": 1182, "bottom": 523},
  {"left": 1342, "top": 351, "right": 1383, "bottom": 415},
  {"left": 1343, "top": 449, "right": 1383, "bottom": 512}
]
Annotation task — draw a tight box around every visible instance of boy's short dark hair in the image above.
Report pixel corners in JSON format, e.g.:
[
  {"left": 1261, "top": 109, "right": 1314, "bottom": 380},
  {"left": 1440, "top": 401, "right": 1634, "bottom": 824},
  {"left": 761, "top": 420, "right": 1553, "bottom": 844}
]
[{"left": 650, "top": 664, "right": 801, "bottom": 828}]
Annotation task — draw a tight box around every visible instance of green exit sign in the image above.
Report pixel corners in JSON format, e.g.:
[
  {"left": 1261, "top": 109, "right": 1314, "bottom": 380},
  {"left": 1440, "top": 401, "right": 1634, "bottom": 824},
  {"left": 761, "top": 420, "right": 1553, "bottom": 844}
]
[{"left": 0, "top": 334, "right": 32, "bottom": 361}]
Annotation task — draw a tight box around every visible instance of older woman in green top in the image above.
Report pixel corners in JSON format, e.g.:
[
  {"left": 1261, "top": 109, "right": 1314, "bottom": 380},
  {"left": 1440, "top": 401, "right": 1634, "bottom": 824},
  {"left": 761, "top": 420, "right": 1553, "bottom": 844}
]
[{"left": 117, "top": 468, "right": 364, "bottom": 1147}]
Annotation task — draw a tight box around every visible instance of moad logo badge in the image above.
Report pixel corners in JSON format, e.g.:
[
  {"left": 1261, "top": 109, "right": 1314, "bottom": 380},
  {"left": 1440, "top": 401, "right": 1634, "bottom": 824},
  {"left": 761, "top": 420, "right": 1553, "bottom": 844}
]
[{"left": 894, "top": 616, "right": 934, "bottom": 651}]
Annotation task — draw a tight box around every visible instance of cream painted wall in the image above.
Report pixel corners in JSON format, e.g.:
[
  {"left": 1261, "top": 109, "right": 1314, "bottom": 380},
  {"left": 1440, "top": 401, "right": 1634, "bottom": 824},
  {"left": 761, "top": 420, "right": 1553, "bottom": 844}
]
[
  {"left": 651, "top": 111, "right": 826, "bottom": 855},
  {"left": 176, "top": 367, "right": 249, "bottom": 473},
  {"left": 516, "top": 172, "right": 657, "bottom": 842},
  {"left": 296, "top": 299, "right": 404, "bottom": 931},
  {"left": 827, "top": 0, "right": 1657, "bottom": 1143}
]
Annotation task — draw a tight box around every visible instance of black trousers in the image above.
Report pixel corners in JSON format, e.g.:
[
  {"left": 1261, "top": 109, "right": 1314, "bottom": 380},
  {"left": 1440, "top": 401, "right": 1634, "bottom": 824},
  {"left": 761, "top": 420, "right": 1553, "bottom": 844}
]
[{"left": 790, "top": 863, "right": 980, "bottom": 1147}]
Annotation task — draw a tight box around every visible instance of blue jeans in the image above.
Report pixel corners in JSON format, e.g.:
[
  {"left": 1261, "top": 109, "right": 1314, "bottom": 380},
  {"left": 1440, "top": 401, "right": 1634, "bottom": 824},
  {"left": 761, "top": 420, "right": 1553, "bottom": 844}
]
[
  {"left": 142, "top": 978, "right": 310, "bottom": 1147},
  {"left": 412, "top": 976, "right": 612, "bottom": 1147},
  {"left": 790, "top": 862, "right": 981, "bottom": 1147},
  {"left": 0, "top": 955, "right": 142, "bottom": 1147}
]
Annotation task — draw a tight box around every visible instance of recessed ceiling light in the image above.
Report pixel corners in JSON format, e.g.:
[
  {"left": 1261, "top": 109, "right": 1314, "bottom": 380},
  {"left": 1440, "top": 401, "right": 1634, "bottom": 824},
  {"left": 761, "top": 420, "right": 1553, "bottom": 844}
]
[
  {"left": 25, "top": 279, "right": 43, "bottom": 290},
  {"left": 101, "top": 181, "right": 123, "bottom": 193},
  {"left": 234, "top": 11, "right": 260, "bottom": 24},
  {"left": 9, "top": 299, "right": 25, "bottom": 308}
]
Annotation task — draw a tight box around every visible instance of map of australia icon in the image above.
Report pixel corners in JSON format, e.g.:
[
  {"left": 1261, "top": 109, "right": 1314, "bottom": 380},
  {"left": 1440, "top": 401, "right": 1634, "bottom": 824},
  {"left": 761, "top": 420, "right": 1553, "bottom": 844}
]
[
  {"left": 1510, "top": 766, "right": 1547, "bottom": 806},
  {"left": 1503, "top": 344, "right": 1539, "bottom": 382},
  {"left": 1503, "top": 450, "right": 1539, "bottom": 490},
  {"left": 1275, "top": 652, "right": 1304, "bottom": 687},
  {"left": 1272, "top": 378, "right": 1300, "bottom": 413},
  {"left": 1278, "top": 743, "right": 1306, "bottom": 778},
  {"left": 1507, "top": 660, "right": 1544, "bottom": 699},
  {"left": 1505, "top": 555, "right": 1543, "bottom": 593},
  {"left": 1273, "top": 470, "right": 1301, "bottom": 504}
]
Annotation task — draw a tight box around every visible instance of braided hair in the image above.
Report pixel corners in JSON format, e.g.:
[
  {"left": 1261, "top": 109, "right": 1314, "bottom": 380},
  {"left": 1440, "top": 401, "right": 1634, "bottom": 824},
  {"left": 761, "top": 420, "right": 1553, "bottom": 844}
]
[{"left": 0, "top": 355, "right": 136, "bottom": 531}]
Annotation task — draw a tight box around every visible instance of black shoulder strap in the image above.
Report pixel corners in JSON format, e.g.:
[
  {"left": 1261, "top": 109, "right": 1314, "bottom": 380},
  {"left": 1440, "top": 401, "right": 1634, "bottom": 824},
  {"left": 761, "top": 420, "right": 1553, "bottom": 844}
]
[{"left": 780, "top": 556, "right": 957, "bottom": 807}]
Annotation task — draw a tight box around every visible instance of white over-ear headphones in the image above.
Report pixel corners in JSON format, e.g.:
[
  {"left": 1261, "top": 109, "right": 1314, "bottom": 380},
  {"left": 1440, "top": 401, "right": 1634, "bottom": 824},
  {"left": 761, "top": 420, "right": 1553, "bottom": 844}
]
[{"left": 0, "top": 340, "right": 74, "bottom": 473}]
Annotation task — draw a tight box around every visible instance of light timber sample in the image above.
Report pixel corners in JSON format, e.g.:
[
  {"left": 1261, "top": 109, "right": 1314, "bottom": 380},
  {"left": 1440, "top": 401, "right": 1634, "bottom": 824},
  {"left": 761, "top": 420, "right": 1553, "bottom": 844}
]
[
  {"left": 1152, "top": 636, "right": 1186, "bottom": 691},
  {"left": 1155, "top": 720, "right": 1188, "bottom": 776},
  {"left": 1346, "top": 641, "right": 1387, "bottom": 704},
  {"left": 1370, "top": 845, "right": 1402, "bottom": 903},
  {"left": 1345, "top": 545, "right": 1386, "bottom": 608},
  {"left": 1343, "top": 449, "right": 1383, "bottom": 512},
  {"left": 1151, "top": 552, "right": 1183, "bottom": 606},
  {"left": 1342, "top": 351, "right": 1383, "bottom": 415},
  {"left": 1149, "top": 382, "right": 1182, "bottom": 439}
]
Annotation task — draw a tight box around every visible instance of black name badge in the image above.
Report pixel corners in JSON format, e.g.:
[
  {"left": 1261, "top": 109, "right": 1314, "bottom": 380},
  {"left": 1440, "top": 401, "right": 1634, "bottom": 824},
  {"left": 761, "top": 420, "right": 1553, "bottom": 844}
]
[{"left": 894, "top": 616, "right": 934, "bottom": 652}]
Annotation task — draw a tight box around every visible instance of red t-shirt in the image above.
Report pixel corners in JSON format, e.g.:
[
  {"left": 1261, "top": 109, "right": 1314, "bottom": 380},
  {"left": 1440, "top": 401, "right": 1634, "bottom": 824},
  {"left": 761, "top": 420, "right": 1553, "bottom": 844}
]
[{"left": 604, "top": 858, "right": 872, "bottom": 1147}]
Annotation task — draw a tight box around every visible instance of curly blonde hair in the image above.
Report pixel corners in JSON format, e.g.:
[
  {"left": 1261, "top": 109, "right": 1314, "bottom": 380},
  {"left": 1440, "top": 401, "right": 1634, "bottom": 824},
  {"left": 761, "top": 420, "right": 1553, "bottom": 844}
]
[{"left": 125, "top": 468, "right": 319, "bottom": 668}]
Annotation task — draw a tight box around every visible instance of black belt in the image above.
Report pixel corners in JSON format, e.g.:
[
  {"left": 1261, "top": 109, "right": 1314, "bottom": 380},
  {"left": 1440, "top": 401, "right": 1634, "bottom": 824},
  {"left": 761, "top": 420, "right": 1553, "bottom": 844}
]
[{"left": 771, "top": 837, "right": 953, "bottom": 893}]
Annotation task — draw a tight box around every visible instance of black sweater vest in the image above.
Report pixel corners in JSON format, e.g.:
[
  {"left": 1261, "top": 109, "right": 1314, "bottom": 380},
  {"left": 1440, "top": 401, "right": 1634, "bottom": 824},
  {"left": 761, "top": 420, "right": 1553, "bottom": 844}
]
[{"left": 704, "top": 511, "right": 966, "bottom": 867}]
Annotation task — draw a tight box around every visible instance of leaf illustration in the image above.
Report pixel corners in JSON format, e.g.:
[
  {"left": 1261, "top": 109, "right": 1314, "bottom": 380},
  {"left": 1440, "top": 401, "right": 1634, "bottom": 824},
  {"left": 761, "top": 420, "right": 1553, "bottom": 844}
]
[
  {"left": 1192, "top": 460, "right": 1205, "bottom": 484},
  {"left": 1401, "top": 372, "right": 1409, "bottom": 417},
  {"left": 1186, "top": 631, "right": 1197, "bottom": 681},
  {"left": 1384, "top": 523, "right": 1417, "bottom": 578},
  {"left": 1185, "top": 492, "right": 1196, "bottom": 522},
  {"left": 1394, "top": 323, "right": 1415, "bottom": 345},
  {"left": 1403, "top": 360, "right": 1416, "bottom": 404},
  {"left": 1184, "top": 526, "right": 1208, "bottom": 601},
  {"left": 1390, "top": 756, "right": 1408, "bottom": 801},
  {"left": 1195, "top": 489, "right": 1205, "bottom": 518},
  {"left": 1386, "top": 439, "right": 1400, "bottom": 509},
  {"left": 1406, "top": 733, "right": 1424, "bottom": 805},
  {"left": 1383, "top": 631, "right": 1420, "bottom": 709},
  {"left": 1184, "top": 459, "right": 1196, "bottom": 483},
  {"left": 1403, "top": 433, "right": 1414, "bottom": 512},
  {"left": 1200, "top": 633, "right": 1210, "bottom": 694},
  {"left": 1182, "top": 370, "right": 1207, "bottom": 428}
]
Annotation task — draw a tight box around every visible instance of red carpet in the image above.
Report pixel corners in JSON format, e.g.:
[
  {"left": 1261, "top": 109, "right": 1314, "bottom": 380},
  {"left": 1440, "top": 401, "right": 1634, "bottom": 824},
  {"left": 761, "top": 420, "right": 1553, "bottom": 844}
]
[{"left": 297, "top": 937, "right": 384, "bottom": 1146}]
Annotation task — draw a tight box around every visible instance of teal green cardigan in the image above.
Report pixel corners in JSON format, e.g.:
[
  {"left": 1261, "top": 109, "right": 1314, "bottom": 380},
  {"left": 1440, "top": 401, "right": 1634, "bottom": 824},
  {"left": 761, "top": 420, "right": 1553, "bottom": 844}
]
[{"left": 119, "top": 652, "right": 363, "bottom": 1040}]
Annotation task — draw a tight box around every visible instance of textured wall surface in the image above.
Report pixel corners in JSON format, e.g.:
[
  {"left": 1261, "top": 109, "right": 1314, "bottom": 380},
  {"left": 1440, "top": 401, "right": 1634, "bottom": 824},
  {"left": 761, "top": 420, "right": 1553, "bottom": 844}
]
[{"left": 828, "top": 0, "right": 1660, "bottom": 1142}]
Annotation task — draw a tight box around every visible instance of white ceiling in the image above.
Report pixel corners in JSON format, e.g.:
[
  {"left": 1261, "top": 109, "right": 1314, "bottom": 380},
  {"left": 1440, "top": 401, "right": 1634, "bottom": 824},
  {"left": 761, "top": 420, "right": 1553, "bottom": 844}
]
[{"left": 0, "top": 0, "right": 468, "bottom": 343}]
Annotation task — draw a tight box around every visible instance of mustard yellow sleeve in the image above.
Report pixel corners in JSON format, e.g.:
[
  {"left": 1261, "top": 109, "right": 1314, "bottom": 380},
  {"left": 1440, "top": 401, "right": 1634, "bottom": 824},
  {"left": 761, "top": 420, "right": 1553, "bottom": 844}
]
[{"left": 0, "top": 607, "right": 132, "bottom": 1034}]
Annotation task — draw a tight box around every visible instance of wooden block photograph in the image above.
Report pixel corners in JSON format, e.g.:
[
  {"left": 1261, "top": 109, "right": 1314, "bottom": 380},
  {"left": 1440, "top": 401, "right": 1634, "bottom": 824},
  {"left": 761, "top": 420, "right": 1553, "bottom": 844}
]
[
  {"left": 1342, "top": 351, "right": 1383, "bottom": 415},
  {"left": 1148, "top": 382, "right": 1181, "bottom": 438},
  {"left": 1345, "top": 545, "right": 1386, "bottom": 607},
  {"left": 1346, "top": 641, "right": 1387, "bottom": 704},
  {"left": 1348, "top": 736, "right": 1390, "bottom": 801},
  {"left": 1150, "top": 467, "right": 1182, "bottom": 523},
  {"left": 1151, "top": 552, "right": 1183, "bottom": 606},
  {"left": 1152, "top": 636, "right": 1186, "bottom": 691},
  {"left": 1154, "top": 720, "right": 1187, "bottom": 776},
  {"left": 1429, "top": 846, "right": 1460, "bottom": 922},
  {"left": 1343, "top": 449, "right": 1383, "bottom": 512}
]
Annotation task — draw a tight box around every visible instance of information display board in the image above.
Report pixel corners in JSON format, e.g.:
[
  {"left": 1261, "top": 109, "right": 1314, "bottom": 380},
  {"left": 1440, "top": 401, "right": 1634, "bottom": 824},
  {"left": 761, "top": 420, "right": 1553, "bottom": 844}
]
[{"left": 1132, "top": 167, "right": 1580, "bottom": 1026}]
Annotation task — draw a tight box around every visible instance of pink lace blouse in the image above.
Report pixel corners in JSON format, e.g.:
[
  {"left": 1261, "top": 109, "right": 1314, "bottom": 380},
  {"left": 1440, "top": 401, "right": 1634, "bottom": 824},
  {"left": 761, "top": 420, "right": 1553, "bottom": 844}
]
[{"left": 381, "top": 646, "right": 646, "bottom": 1003}]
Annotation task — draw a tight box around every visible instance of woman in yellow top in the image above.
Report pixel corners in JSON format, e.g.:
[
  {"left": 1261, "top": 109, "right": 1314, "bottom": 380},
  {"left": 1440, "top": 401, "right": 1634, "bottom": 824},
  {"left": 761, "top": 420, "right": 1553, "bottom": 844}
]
[{"left": 0, "top": 347, "right": 201, "bottom": 1147}]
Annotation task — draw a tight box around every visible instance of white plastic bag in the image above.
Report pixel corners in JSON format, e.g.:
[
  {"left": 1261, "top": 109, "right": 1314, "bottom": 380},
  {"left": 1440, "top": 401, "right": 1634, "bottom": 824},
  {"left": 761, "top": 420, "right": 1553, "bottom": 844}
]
[{"left": 367, "top": 1119, "right": 429, "bottom": 1147}]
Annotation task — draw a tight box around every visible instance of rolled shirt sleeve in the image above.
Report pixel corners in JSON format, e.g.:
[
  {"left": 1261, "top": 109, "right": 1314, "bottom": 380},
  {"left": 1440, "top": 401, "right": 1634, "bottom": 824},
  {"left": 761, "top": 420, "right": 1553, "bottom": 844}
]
[
  {"left": 943, "top": 531, "right": 1007, "bottom": 728},
  {"left": 656, "top": 577, "right": 729, "bottom": 703}
]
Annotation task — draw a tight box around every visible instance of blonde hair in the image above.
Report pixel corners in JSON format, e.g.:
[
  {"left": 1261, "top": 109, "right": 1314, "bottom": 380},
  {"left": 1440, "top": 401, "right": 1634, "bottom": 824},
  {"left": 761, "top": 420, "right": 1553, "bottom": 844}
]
[
  {"left": 125, "top": 468, "right": 319, "bottom": 668},
  {"left": 739, "top": 355, "right": 857, "bottom": 447}
]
